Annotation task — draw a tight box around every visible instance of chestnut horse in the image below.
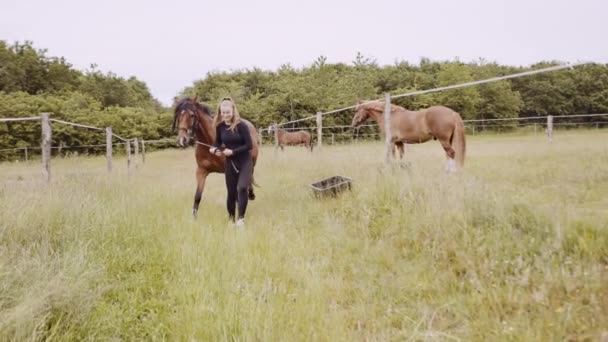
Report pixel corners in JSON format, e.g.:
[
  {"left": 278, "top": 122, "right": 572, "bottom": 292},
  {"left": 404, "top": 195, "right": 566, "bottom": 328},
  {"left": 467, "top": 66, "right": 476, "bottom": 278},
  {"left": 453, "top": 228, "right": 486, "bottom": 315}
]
[
  {"left": 269, "top": 124, "right": 313, "bottom": 151},
  {"left": 173, "top": 97, "right": 259, "bottom": 217},
  {"left": 351, "top": 101, "right": 466, "bottom": 171}
]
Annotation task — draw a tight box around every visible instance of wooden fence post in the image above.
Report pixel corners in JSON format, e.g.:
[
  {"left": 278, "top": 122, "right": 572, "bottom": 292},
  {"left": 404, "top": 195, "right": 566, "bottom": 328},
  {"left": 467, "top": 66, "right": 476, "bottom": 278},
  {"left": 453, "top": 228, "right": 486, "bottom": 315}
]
[
  {"left": 258, "top": 128, "right": 263, "bottom": 145},
  {"left": 384, "top": 93, "right": 392, "bottom": 164},
  {"left": 273, "top": 123, "right": 279, "bottom": 155},
  {"left": 106, "top": 127, "right": 112, "bottom": 172},
  {"left": 141, "top": 139, "right": 146, "bottom": 164},
  {"left": 40, "top": 113, "right": 51, "bottom": 182},
  {"left": 24, "top": 147, "right": 28, "bottom": 161},
  {"left": 316, "top": 111, "right": 322, "bottom": 149},
  {"left": 134, "top": 138, "right": 139, "bottom": 168},
  {"left": 126, "top": 140, "right": 132, "bottom": 174},
  {"left": 547, "top": 115, "right": 553, "bottom": 143}
]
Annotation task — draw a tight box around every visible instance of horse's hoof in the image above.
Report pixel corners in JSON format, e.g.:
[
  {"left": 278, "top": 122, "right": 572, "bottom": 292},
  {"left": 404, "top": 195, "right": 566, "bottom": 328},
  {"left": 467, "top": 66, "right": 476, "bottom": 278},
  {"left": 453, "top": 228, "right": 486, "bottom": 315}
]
[
  {"left": 192, "top": 209, "right": 198, "bottom": 218},
  {"left": 445, "top": 159, "right": 457, "bottom": 173}
]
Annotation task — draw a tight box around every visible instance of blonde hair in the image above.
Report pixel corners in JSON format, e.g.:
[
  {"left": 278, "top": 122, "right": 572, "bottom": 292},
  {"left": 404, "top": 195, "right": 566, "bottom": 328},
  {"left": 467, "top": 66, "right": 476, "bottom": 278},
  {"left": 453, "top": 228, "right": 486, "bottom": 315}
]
[{"left": 213, "top": 97, "right": 241, "bottom": 131}]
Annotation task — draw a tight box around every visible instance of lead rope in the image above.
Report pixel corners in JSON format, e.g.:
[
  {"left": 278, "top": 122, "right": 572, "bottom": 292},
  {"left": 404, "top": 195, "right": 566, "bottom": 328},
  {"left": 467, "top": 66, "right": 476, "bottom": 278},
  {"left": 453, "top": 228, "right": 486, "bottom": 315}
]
[{"left": 194, "top": 140, "right": 240, "bottom": 174}]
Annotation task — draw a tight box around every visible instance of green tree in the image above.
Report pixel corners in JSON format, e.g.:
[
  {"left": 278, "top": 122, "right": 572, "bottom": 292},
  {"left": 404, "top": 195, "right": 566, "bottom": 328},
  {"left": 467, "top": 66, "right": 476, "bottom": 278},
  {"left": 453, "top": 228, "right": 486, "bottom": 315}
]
[
  {"left": 510, "top": 62, "right": 576, "bottom": 116},
  {"left": 433, "top": 62, "right": 481, "bottom": 119},
  {"left": 472, "top": 62, "right": 523, "bottom": 120}
]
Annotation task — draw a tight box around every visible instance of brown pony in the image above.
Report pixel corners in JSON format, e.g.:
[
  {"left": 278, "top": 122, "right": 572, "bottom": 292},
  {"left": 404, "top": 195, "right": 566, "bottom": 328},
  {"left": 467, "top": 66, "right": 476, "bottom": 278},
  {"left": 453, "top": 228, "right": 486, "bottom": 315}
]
[
  {"left": 351, "top": 101, "right": 466, "bottom": 171},
  {"left": 269, "top": 124, "right": 313, "bottom": 151},
  {"left": 173, "top": 97, "right": 259, "bottom": 217}
]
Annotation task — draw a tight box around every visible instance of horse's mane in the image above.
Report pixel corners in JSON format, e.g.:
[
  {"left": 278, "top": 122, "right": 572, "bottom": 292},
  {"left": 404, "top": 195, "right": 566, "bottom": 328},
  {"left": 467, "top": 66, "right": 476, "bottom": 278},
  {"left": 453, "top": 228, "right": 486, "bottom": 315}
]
[
  {"left": 172, "top": 97, "right": 214, "bottom": 132},
  {"left": 358, "top": 100, "right": 404, "bottom": 112},
  {"left": 174, "top": 97, "right": 213, "bottom": 117}
]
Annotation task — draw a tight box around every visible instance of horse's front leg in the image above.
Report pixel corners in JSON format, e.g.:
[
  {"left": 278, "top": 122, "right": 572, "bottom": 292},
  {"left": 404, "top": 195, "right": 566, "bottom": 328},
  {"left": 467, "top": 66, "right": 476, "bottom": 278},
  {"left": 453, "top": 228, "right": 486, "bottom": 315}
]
[{"left": 193, "top": 168, "right": 208, "bottom": 218}]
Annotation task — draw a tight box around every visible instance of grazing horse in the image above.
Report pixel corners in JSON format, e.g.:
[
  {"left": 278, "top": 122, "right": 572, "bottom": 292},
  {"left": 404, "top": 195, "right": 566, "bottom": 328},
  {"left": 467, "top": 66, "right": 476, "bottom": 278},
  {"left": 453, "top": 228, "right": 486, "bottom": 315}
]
[
  {"left": 351, "top": 101, "right": 466, "bottom": 172},
  {"left": 173, "top": 97, "right": 259, "bottom": 217},
  {"left": 268, "top": 124, "right": 313, "bottom": 151}
]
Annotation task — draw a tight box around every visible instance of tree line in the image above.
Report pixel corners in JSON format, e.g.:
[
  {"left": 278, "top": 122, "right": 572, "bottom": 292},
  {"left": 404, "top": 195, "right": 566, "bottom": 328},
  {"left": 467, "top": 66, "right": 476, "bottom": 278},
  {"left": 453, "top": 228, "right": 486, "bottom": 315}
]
[
  {"left": 181, "top": 53, "right": 608, "bottom": 131},
  {"left": 0, "top": 41, "right": 171, "bottom": 160},
  {"left": 2, "top": 42, "right": 607, "bottom": 160}
]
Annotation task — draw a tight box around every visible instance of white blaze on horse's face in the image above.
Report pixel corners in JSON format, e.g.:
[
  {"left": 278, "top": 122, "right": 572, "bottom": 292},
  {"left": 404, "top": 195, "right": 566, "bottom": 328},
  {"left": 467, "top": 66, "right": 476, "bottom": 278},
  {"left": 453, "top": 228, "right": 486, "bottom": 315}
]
[{"left": 176, "top": 109, "right": 194, "bottom": 147}]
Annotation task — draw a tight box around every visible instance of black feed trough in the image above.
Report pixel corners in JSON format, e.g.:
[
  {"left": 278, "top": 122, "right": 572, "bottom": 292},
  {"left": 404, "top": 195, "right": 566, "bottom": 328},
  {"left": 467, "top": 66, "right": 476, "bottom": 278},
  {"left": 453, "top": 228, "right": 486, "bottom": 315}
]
[{"left": 309, "top": 175, "right": 353, "bottom": 197}]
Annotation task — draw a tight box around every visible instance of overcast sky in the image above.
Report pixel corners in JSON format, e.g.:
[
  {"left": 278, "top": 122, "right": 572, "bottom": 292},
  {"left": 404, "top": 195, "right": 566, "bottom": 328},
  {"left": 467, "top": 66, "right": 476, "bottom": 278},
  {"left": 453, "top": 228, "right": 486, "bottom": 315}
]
[{"left": 1, "top": 0, "right": 606, "bottom": 105}]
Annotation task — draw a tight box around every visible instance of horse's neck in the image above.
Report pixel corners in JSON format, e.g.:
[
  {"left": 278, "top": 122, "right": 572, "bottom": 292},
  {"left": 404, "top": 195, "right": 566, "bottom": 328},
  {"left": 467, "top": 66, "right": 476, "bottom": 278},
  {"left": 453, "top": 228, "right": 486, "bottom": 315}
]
[
  {"left": 195, "top": 113, "right": 215, "bottom": 144},
  {"left": 369, "top": 110, "right": 388, "bottom": 132}
]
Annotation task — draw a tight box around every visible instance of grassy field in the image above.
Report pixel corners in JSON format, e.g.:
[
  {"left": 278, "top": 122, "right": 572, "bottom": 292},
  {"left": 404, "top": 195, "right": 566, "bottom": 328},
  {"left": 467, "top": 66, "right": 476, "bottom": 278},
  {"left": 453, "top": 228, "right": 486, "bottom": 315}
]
[{"left": 1, "top": 130, "right": 607, "bottom": 341}]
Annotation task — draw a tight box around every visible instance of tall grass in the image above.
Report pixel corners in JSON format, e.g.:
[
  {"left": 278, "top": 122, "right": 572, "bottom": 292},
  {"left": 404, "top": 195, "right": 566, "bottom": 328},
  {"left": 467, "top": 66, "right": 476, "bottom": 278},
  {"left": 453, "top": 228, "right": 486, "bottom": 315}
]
[{"left": 1, "top": 131, "right": 607, "bottom": 340}]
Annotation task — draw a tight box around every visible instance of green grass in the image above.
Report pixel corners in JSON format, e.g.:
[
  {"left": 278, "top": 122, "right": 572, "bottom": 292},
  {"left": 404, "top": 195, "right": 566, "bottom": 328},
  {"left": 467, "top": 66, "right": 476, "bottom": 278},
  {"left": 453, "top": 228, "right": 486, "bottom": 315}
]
[{"left": 1, "top": 130, "right": 607, "bottom": 341}]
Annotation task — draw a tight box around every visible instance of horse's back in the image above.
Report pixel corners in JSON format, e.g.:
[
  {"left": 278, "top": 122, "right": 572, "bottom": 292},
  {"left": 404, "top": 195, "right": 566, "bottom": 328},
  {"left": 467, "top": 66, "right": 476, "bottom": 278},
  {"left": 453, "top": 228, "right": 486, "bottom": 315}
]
[
  {"left": 423, "top": 106, "right": 460, "bottom": 136},
  {"left": 298, "top": 130, "right": 312, "bottom": 144},
  {"left": 300, "top": 130, "right": 311, "bottom": 142},
  {"left": 424, "top": 106, "right": 458, "bottom": 122},
  {"left": 240, "top": 119, "right": 259, "bottom": 161},
  {"left": 241, "top": 119, "right": 257, "bottom": 141},
  {"left": 280, "top": 130, "right": 310, "bottom": 145},
  {"left": 426, "top": 105, "right": 454, "bottom": 115},
  {"left": 241, "top": 119, "right": 256, "bottom": 133}
]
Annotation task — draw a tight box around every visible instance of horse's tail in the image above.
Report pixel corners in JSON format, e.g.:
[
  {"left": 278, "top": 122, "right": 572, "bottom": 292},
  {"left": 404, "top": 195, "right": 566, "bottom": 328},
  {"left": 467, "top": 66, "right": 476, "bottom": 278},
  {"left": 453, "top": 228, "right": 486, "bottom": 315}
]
[
  {"left": 247, "top": 164, "right": 259, "bottom": 201},
  {"left": 452, "top": 112, "right": 466, "bottom": 168},
  {"left": 251, "top": 160, "right": 260, "bottom": 188}
]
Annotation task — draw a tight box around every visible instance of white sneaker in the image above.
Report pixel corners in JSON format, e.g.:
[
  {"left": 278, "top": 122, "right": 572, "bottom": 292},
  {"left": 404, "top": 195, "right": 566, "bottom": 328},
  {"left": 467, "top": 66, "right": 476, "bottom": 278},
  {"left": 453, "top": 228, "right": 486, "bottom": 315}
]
[{"left": 236, "top": 218, "right": 245, "bottom": 228}]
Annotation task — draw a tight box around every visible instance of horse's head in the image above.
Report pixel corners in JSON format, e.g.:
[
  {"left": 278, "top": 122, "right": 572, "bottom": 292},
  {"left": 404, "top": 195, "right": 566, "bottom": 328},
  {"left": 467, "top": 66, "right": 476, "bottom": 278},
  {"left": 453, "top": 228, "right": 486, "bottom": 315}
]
[
  {"left": 351, "top": 101, "right": 371, "bottom": 128},
  {"left": 173, "top": 97, "right": 199, "bottom": 147},
  {"left": 173, "top": 96, "right": 214, "bottom": 147}
]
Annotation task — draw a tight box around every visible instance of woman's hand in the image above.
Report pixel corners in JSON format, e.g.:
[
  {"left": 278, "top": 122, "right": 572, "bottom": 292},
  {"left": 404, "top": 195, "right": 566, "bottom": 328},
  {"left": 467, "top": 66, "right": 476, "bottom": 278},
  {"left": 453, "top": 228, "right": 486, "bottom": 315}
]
[
  {"left": 209, "top": 147, "right": 223, "bottom": 156},
  {"left": 222, "top": 148, "right": 233, "bottom": 157}
]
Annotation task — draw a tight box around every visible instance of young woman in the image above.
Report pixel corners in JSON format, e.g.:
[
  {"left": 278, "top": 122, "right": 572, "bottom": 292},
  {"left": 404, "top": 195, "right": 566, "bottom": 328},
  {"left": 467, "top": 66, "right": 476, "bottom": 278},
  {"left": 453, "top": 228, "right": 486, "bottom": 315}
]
[{"left": 209, "top": 97, "right": 253, "bottom": 227}]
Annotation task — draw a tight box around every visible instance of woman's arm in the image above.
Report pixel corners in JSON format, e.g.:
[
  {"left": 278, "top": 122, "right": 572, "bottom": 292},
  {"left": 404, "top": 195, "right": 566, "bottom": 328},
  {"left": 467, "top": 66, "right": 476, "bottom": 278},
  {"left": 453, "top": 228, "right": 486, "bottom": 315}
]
[{"left": 231, "top": 122, "right": 253, "bottom": 155}]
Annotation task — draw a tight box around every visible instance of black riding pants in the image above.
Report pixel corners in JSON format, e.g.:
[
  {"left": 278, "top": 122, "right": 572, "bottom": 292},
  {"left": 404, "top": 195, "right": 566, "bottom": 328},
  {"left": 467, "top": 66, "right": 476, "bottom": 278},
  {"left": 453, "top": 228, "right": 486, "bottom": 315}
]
[{"left": 225, "top": 155, "right": 253, "bottom": 220}]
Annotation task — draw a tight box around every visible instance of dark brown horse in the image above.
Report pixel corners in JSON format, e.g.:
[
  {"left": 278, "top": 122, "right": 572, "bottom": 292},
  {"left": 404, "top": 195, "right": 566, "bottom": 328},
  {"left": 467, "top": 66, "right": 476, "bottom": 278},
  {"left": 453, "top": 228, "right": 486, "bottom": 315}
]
[
  {"left": 173, "top": 97, "right": 259, "bottom": 217},
  {"left": 351, "top": 101, "right": 466, "bottom": 171},
  {"left": 269, "top": 124, "right": 313, "bottom": 151}
]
